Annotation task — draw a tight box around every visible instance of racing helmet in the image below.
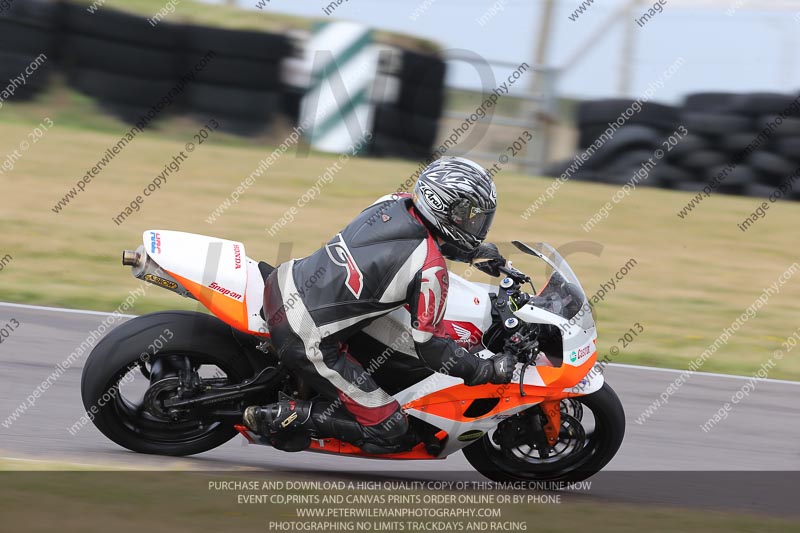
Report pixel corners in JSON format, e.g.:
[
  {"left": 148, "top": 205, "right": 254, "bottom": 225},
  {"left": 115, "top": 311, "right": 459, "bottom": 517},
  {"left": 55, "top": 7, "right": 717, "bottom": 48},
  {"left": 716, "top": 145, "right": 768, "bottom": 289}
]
[{"left": 412, "top": 157, "right": 497, "bottom": 262}]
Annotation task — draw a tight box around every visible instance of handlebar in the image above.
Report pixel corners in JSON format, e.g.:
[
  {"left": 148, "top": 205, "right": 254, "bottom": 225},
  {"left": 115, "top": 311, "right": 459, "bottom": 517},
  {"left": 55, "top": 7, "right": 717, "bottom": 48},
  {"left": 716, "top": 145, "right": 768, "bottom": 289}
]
[{"left": 498, "top": 264, "right": 530, "bottom": 285}]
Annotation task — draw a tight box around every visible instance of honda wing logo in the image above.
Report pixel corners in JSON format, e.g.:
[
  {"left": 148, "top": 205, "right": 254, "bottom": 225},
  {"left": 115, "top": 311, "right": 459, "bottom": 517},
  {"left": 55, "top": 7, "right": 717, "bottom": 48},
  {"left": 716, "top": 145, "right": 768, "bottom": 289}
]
[
  {"left": 446, "top": 321, "right": 482, "bottom": 348},
  {"left": 452, "top": 323, "right": 473, "bottom": 343},
  {"left": 326, "top": 233, "right": 364, "bottom": 298}
]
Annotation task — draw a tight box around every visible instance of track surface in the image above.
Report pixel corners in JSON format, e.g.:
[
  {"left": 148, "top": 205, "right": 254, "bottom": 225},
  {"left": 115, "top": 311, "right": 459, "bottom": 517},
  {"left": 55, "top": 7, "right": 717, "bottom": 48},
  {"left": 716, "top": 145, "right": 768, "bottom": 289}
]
[{"left": 1, "top": 303, "right": 799, "bottom": 514}]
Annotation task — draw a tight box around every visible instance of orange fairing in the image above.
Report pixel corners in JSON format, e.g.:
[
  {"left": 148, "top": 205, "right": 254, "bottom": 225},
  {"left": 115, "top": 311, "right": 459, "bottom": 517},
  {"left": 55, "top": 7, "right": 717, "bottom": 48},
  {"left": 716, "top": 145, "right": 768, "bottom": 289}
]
[
  {"left": 403, "top": 354, "right": 597, "bottom": 423},
  {"left": 308, "top": 437, "right": 443, "bottom": 460},
  {"left": 167, "top": 270, "right": 253, "bottom": 334},
  {"left": 537, "top": 351, "right": 596, "bottom": 387},
  {"left": 541, "top": 401, "right": 561, "bottom": 445}
]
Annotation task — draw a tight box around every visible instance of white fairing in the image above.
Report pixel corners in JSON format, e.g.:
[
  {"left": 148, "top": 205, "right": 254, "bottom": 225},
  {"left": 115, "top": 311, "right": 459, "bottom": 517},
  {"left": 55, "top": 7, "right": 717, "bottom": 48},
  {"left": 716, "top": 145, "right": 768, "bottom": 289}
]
[
  {"left": 243, "top": 260, "right": 269, "bottom": 334},
  {"left": 361, "top": 272, "right": 494, "bottom": 355},
  {"left": 145, "top": 230, "right": 246, "bottom": 298},
  {"left": 567, "top": 365, "right": 605, "bottom": 395},
  {"left": 443, "top": 274, "right": 494, "bottom": 332},
  {"left": 512, "top": 304, "right": 598, "bottom": 370},
  {"left": 142, "top": 230, "right": 268, "bottom": 334}
]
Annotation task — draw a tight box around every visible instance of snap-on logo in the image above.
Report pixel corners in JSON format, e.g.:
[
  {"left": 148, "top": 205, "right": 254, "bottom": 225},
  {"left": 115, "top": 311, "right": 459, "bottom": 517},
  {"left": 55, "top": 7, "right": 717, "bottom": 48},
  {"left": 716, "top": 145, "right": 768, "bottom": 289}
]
[
  {"left": 233, "top": 244, "right": 242, "bottom": 270},
  {"left": 209, "top": 281, "right": 243, "bottom": 301},
  {"left": 149, "top": 232, "right": 161, "bottom": 254}
]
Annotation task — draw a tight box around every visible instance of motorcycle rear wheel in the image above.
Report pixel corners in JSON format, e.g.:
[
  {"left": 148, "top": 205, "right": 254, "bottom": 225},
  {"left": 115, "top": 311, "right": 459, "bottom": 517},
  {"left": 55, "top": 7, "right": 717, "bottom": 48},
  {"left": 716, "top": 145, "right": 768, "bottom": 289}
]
[
  {"left": 462, "top": 383, "right": 625, "bottom": 483},
  {"left": 80, "top": 311, "right": 258, "bottom": 457}
]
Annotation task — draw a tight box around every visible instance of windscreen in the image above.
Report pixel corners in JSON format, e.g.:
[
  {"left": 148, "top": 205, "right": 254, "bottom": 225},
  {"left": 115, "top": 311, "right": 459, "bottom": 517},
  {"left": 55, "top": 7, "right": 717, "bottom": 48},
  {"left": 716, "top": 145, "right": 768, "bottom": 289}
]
[
  {"left": 514, "top": 242, "right": 591, "bottom": 323},
  {"left": 530, "top": 270, "right": 585, "bottom": 320}
]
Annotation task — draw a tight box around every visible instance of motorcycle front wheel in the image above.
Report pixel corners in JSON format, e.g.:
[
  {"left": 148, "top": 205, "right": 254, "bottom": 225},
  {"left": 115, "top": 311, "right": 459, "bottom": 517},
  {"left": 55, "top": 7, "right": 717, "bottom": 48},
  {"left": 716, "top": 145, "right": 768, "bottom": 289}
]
[{"left": 462, "top": 383, "right": 625, "bottom": 483}]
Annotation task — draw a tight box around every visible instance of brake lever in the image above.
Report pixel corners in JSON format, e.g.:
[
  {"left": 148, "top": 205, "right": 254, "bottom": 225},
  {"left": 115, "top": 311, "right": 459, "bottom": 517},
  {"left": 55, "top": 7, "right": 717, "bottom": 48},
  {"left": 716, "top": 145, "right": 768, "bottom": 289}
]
[
  {"left": 498, "top": 264, "right": 530, "bottom": 284},
  {"left": 510, "top": 333, "right": 539, "bottom": 398},
  {"left": 518, "top": 352, "right": 533, "bottom": 397}
]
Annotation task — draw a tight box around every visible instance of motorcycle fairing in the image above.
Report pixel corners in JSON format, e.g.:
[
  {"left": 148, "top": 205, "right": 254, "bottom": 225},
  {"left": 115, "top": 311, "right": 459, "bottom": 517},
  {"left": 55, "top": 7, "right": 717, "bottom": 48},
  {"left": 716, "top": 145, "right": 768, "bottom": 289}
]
[
  {"left": 141, "top": 230, "right": 269, "bottom": 336},
  {"left": 232, "top": 352, "right": 603, "bottom": 460},
  {"left": 392, "top": 351, "right": 599, "bottom": 457}
]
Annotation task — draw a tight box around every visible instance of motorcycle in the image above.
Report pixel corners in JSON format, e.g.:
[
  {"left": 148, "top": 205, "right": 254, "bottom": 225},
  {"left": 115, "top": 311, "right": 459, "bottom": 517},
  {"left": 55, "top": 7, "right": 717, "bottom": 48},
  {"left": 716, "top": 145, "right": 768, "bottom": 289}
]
[{"left": 81, "top": 230, "right": 624, "bottom": 482}]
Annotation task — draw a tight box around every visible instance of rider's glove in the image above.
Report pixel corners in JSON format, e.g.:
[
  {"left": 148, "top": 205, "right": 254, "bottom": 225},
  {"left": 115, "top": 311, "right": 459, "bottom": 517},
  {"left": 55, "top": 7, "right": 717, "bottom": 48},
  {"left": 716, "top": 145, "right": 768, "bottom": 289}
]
[
  {"left": 471, "top": 243, "right": 506, "bottom": 277},
  {"left": 464, "top": 352, "right": 516, "bottom": 386},
  {"left": 488, "top": 352, "right": 516, "bottom": 384}
]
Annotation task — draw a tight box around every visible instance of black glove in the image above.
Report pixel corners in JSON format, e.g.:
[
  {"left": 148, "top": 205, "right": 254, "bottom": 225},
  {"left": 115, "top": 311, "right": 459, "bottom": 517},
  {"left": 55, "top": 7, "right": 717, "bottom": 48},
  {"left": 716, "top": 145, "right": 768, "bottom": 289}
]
[
  {"left": 464, "top": 352, "right": 516, "bottom": 386},
  {"left": 471, "top": 243, "right": 506, "bottom": 277},
  {"left": 487, "top": 352, "right": 516, "bottom": 384}
]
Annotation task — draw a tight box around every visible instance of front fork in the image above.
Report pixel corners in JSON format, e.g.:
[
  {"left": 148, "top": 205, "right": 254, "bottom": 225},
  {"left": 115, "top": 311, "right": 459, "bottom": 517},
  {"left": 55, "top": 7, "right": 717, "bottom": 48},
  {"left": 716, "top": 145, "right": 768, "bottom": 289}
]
[
  {"left": 540, "top": 400, "right": 562, "bottom": 447},
  {"left": 496, "top": 399, "right": 563, "bottom": 458}
]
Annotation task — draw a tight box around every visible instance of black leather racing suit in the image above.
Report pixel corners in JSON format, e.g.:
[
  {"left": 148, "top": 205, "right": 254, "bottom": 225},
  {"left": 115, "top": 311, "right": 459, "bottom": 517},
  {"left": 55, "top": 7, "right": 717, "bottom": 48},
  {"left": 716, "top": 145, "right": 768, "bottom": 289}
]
[{"left": 261, "top": 194, "right": 489, "bottom": 448}]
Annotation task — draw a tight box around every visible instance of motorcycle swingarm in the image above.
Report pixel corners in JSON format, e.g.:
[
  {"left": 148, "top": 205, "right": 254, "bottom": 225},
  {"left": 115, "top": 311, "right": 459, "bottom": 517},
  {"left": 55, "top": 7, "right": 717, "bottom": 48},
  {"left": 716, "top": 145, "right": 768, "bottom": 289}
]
[{"left": 161, "top": 366, "right": 282, "bottom": 413}]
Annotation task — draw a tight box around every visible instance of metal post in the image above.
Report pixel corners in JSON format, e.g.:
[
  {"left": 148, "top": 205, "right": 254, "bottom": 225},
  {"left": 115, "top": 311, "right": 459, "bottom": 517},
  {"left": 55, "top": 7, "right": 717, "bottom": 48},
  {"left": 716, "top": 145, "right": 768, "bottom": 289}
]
[
  {"left": 619, "top": 0, "right": 644, "bottom": 96},
  {"left": 561, "top": 0, "right": 644, "bottom": 73},
  {"left": 528, "top": 0, "right": 557, "bottom": 175}
]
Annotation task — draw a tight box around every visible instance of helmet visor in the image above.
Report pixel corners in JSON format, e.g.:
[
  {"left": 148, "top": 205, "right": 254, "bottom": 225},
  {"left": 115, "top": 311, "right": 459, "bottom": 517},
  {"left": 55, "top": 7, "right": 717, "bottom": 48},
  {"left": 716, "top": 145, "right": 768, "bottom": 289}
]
[{"left": 451, "top": 199, "right": 495, "bottom": 241}]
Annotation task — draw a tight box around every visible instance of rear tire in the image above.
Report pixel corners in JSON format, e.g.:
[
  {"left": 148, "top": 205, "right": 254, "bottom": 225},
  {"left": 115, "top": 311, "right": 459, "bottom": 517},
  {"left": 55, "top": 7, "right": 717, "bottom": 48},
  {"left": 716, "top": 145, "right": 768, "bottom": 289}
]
[
  {"left": 80, "top": 311, "right": 258, "bottom": 457},
  {"left": 462, "top": 383, "right": 625, "bottom": 483}
]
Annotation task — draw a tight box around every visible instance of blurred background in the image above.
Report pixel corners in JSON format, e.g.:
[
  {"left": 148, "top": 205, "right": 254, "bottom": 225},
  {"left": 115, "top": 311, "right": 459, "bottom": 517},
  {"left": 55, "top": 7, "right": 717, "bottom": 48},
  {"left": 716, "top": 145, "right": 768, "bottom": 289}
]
[{"left": 1, "top": 0, "right": 799, "bottom": 378}]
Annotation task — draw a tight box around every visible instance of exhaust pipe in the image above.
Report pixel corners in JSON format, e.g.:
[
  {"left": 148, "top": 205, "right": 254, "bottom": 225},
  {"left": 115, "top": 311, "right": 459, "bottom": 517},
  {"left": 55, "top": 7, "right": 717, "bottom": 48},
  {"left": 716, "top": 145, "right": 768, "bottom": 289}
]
[
  {"left": 122, "top": 249, "right": 141, "bottom": 267},
  {"left": 121, "top": 244, "right": 196, "bottom": 300}
]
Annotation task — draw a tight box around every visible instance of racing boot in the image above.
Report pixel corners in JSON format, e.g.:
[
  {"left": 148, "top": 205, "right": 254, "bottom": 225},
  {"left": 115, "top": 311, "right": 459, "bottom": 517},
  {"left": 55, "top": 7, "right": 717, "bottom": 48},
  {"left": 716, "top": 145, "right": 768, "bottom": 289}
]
[
  {"left": 244, "top": 400, "right": 415, "bottom": 454},
  {"left": 308, "top": 402, "right": 415, "bottom": 455},
  {"left": 243, "top": 400, "right": 315, "bottom": 452}
]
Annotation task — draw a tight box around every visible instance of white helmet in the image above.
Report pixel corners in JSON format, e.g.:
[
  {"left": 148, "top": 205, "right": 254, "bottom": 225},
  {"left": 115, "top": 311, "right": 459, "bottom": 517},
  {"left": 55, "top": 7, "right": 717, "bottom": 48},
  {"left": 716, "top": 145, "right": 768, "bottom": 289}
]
[{"left": 412, "top": 157, "right": 497, "bottom": 262}]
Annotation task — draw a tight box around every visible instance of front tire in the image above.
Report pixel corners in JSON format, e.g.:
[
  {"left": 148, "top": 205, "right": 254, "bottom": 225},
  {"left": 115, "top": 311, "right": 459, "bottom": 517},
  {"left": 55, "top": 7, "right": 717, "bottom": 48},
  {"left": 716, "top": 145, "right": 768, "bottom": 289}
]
[
  {"left": 80, "top": 311, "right": 259, "bottom": 457},
  {"left": 463, "top": 383, "right": 625, "bottom": 483}
]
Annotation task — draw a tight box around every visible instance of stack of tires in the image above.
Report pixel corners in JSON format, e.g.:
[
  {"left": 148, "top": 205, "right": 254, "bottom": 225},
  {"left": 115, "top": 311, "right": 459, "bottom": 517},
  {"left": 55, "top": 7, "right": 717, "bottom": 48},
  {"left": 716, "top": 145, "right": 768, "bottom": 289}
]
[
  {"left": 545, "top": 92, "right": 800, "bottom": 201},
  {"left": 0, "top": 0, "right": 56, "bottom": 103},
  {"left": 56, "top": 3, "right": 292, "bottom": 132},
  {"left": 370, "top": 50, "right": 446, "bottom": 159},
  {"left": 181, "top": 25, "right": 292, "bottom": 134},
  {"left": 59, "top": 3, "right": 182, "bottom": 123},
  {"left": 674, "top": 92, "right": 800, "bottom": 197},
  {"left": 563, "top": 99, "right": 680, "bottom": 188}
]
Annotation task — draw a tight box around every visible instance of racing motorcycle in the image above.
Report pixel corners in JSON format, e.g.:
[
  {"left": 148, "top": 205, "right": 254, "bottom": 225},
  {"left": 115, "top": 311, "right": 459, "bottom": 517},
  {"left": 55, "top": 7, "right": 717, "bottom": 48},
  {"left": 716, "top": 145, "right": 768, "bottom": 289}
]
[{"left": 81, "top": 230, "right": 625, "bottom": 482}]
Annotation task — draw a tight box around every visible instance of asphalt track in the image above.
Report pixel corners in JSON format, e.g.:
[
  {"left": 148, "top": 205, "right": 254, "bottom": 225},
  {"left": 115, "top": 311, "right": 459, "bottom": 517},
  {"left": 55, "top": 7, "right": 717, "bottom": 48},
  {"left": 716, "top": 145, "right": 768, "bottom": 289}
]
[{"left": 1, "top": 302, "right": 799, "bottom": 515}]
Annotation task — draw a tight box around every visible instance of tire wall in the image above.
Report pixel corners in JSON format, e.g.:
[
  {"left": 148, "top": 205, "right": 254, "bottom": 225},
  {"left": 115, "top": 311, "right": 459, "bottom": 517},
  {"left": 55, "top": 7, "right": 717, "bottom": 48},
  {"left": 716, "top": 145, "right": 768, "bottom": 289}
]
[
  {"left": 2, "top": 2, "right": 448, "bottom": 150},
  {"left": 1, "top": 1, "right": 294, "bottom": 134},
  {"left": 0, "top": 0, "right": 57, "bottom": 102},
  {"left": 545, "top": 92, "right": 800, "bottom": 201},
  {"left": 369, "top": 49, "right": 446, "bottom": 160}
]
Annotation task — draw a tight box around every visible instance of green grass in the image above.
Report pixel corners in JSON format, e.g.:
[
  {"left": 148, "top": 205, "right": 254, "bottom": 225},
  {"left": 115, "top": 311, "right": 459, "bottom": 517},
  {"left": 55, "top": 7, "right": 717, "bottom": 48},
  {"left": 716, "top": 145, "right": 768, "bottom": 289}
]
[
  {"left": 2, "top": 81, "right": 800, "bottom": 380},
  {"left": 0, "top": 76, "right": 299, "bottom": 150}
]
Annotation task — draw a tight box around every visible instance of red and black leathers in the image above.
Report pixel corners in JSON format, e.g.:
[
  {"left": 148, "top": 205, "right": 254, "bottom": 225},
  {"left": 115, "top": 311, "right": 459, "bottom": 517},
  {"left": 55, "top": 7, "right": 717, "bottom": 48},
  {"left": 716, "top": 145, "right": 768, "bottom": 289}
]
[{"left": 260, "top": 194, "right": 498, "bottom": 450}]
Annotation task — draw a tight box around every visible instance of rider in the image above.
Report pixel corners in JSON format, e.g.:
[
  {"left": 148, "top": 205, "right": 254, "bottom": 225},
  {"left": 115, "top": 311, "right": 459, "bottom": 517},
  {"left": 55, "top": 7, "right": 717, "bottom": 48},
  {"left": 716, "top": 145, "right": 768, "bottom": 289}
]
[{"left": 244, "top": 156, "right": 516, "bottom": 454}]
